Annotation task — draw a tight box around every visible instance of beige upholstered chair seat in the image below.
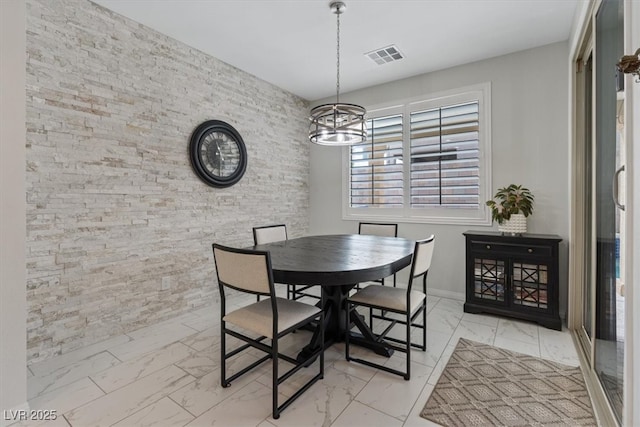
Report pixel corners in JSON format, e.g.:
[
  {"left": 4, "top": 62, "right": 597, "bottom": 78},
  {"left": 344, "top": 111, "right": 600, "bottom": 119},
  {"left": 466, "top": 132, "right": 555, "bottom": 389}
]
[
  {"left": 349, "top": 286, "right": 426, "bottom": 315},
  {"left": 224, "top": 298, "right": 321, "bottom": 339}
]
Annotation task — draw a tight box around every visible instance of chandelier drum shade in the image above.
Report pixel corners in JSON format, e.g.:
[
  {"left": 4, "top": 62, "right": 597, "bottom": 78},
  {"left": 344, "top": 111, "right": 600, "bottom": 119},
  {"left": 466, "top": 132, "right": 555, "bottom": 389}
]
[
  {"left": 309, "top": 103, "right": 366, "bottom": 145},
  {"left": 309, "top": 1, "right": 367, "bottom": 146}
]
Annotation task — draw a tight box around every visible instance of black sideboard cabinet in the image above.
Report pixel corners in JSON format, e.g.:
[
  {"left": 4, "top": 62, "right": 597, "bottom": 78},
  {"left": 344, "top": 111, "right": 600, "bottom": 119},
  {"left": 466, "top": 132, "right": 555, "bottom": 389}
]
[{"left": 463, "top": 231, "right": 563, "bottom": 330}]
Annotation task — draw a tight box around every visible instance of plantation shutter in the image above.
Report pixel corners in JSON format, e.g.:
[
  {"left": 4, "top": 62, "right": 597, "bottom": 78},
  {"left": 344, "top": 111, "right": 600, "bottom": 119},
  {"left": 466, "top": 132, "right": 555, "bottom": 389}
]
[
  {"left": 409, "top": 101, "right": 480, "bottom": 208},
  {"left": 350, "top": 114, "right": 403, "bottom": 207}
]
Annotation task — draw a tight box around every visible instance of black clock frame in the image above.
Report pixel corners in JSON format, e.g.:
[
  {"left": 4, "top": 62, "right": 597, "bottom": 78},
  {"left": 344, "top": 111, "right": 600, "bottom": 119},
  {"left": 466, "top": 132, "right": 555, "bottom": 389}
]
[{"left": 189, "top": 120, "right": 247, "bottom": 188}]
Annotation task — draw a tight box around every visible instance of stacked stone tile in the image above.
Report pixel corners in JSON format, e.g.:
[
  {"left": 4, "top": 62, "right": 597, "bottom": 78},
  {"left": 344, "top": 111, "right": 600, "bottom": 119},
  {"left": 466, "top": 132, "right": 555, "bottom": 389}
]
[{"left": 25, "top": 0, "right": 310, "bottom": 363}]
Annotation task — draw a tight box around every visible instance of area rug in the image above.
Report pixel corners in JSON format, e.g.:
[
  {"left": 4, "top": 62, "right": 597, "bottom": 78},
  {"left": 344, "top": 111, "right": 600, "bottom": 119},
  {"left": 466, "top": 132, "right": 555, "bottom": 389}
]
[{"left": 420, "top": 338, "right": 596, "bottom": 426}]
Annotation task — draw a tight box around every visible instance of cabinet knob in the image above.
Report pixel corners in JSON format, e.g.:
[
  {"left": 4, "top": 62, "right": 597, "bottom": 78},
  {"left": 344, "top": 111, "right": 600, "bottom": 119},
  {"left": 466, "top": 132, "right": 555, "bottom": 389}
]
[
  {"left": 528, "top": 248, "right": 533, "bottom": 253},
  {"left": 486, "top": 245, "right": 491, "bottom": 249}
]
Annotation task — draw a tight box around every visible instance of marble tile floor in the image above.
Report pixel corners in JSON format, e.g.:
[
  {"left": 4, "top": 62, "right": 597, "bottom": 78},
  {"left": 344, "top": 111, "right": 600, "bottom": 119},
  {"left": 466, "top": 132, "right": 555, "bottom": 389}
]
[{"left": 18, "top": 293, "right": 580, "bottom": 427}]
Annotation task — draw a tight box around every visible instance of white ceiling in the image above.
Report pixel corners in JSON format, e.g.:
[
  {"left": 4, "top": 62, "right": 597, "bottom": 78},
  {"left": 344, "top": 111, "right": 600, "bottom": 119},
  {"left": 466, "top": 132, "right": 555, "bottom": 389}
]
[{"left": 92, "top": 0, "right": 580, "bottom": 101}]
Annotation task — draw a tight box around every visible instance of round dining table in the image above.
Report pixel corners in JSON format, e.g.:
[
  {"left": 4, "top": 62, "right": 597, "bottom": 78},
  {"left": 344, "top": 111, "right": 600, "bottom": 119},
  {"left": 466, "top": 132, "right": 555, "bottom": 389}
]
[{"left": 252, "top": 234, "right": 415, "bottom": 359}]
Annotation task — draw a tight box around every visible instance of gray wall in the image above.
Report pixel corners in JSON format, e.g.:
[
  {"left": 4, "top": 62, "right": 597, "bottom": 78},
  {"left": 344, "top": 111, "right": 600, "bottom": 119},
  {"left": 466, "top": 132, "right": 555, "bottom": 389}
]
[
  {"left": 1, "top": 0, "right": 28, "bottom": 420},
  {"left": 25, "top": 0, "right": 310, "bottom": 363},
  {"left": 309, "top": 42, "right": 570, "bottom": 316}
]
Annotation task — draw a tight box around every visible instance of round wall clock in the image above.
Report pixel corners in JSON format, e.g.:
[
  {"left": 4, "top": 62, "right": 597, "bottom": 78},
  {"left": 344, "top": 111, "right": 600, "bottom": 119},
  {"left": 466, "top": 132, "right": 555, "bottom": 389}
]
[{"left": 189, "top": 120, "right": 247, "bottom": 188}]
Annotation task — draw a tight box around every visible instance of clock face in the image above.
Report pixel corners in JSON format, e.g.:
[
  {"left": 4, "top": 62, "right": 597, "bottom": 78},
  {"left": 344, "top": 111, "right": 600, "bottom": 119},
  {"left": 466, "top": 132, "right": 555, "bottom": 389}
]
[{"left": 189, "top": 120, "right": 247, "bottom": 188}]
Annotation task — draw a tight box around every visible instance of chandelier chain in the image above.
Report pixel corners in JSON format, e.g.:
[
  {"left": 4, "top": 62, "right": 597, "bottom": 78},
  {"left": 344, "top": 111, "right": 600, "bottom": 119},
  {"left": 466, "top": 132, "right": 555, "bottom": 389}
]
[{"left": 336, "top": 10, "right": 340, "bottom": 104}]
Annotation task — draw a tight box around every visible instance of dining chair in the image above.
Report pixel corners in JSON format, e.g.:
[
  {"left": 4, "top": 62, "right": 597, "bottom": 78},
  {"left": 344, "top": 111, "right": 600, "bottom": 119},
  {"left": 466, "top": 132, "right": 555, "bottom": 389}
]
[
  {"left": 358, "top": 222, "right": 399, "bottom": 288},
  {"left": 345, "top": 235, "right": 435, "bottom": 380},
  {"left": 212, "top": 243, "right": 324, "bottom": 419},
  {"left": 253, "top": 224, "right": 318, "bottom": 301}
]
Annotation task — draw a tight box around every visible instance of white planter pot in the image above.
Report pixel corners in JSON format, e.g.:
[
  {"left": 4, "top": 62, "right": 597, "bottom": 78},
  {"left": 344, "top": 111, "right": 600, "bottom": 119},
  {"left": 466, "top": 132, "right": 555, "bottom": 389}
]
[{"left": 498, "top": 213, "right": 527, "bottom": 235}]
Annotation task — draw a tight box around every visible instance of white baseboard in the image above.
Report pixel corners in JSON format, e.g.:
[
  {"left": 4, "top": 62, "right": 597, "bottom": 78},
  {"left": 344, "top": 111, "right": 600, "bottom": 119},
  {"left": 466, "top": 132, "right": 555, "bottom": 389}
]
[
  {"left": 394, "top": 281, "right": 465, "bottom": 302},
  {"left": 1, "top": 402, "right": 30, "bottom": 427},
  {"left": 426, "top": 288, "right": 465, "bottom": 301}
]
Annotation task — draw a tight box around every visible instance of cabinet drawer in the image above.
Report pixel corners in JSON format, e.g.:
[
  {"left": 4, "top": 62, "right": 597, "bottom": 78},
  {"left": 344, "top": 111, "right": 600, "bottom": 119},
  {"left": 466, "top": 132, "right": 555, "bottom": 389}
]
[{"left": 470, "top": 241, "right": 552, "bottom": 257}]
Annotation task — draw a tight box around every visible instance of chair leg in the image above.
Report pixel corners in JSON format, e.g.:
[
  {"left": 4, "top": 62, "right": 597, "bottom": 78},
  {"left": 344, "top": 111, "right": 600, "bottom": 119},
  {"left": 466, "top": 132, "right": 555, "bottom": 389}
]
[
  {"left": 345, "top": 303, "right": 351, "bottom": 361},
  {"left": 405, "top": 312, "right": 411, "bottom": 381},
  {"left": 422, "top": 301, "right": 427, "bottom": 351},
  {"left": 272, "top": 338, "right": 279, "bottom": 419},
  {"left": 320, "top": 309, "right": 325, "bottom": 379},
  {"left": 221, "top": 322, "right": 228, "bottom": 387}
]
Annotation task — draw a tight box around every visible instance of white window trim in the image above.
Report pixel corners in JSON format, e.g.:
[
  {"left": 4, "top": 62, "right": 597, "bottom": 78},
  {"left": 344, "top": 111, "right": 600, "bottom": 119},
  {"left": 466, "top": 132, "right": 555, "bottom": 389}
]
[{"left": 342, "top": 82, "right": 492, "bottom": 226}]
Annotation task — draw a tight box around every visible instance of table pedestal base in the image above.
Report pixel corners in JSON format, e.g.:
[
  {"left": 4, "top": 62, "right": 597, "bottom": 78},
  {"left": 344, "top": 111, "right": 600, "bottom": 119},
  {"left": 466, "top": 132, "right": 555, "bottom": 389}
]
[{"left": 296, "top": 284, "right": 393, "bottom": 362}]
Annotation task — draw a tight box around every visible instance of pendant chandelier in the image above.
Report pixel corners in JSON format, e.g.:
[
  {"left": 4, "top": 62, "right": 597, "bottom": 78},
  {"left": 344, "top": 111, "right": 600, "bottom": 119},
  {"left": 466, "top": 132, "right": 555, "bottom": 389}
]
[{"left": 309, "top": 1, "right": 367, "bottom": 146}]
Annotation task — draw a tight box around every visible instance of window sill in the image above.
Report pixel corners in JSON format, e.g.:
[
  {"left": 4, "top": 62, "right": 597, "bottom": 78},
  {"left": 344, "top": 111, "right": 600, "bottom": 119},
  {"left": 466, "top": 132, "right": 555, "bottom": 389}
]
[{"left": 342, "top": 212, "right": 492, "bottom": 226}]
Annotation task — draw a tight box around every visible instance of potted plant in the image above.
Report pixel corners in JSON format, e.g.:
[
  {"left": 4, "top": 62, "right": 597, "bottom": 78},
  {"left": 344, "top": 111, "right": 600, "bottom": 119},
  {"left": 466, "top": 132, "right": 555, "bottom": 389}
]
[{"left": 486, "top": 184, "right": 534, "bottom": 234}]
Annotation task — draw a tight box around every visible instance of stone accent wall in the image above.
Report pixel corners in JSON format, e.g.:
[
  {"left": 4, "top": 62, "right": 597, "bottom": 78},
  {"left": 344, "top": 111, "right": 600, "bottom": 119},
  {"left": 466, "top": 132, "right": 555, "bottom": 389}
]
[{"left": 25, "top": 0, "right": 310, "bottom": 363}]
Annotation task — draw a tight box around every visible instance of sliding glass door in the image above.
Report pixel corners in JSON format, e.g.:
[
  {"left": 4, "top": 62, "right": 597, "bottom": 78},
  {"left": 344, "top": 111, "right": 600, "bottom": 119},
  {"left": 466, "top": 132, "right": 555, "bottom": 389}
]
[
  {"left": 575, "top": 0, "right": 625, "bottom": 423},
  {"left": 594, "top": 0, "right": 625, "bottom": 418}
]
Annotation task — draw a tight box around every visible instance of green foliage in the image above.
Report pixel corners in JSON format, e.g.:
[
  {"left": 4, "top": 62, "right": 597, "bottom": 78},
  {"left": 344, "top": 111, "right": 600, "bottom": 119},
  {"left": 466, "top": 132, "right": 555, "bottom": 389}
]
[{"left": 486, "top": 184, "right": 534, "bottom": 225}]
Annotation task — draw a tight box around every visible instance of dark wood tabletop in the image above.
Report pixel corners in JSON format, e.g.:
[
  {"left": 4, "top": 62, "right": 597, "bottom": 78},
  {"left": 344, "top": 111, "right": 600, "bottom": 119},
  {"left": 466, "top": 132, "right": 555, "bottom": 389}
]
[
  {"left": 252, "top": 234, "right": 416, "bottom": 358},
  {"left": 252, "top": 234, "right": 415, "bottom": 286}
]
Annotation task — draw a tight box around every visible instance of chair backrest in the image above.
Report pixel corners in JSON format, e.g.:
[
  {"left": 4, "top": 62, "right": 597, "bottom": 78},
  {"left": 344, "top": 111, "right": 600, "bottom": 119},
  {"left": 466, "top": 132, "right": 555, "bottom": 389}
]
[
  {"left": 410, "top": 235, "right": 435, "bottom": 278},
  {"left": 358, "top": 222, "right": 398, "bottom": 238},
  {"left": 253, "top": 224, "right": 287, "bottom": 245},
  {"left": 212, "top": 244, "right": 274, "bottom": 296}
]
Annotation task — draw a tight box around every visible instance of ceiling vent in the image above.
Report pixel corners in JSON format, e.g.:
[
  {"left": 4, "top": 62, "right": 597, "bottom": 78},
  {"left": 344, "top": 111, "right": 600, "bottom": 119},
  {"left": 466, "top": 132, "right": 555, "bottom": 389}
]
[{"left": 365, "top": 45, "right": 404, "bottom": 65}]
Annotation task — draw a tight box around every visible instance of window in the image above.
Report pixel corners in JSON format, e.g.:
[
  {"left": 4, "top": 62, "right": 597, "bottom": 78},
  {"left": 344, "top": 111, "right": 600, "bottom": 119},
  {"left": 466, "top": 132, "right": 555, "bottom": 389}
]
[
  {"left": 410, "top": 101, "right": 480, "bottom": 208},
  {"left": 343, "top": 83, "right": 491, "bottom": 225},
  {"left": 350, "top": 114, "right": 403, "bottom": 208}
]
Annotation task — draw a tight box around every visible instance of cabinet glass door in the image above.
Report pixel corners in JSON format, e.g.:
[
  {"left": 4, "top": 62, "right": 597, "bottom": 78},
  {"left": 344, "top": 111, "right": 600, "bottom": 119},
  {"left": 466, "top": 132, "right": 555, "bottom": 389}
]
[
  {"left": 472, "top": 258, "right": 506, "bottom": 303},
  {"left": 512, "top": 261, "right": 549, "bottom": 310}
]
